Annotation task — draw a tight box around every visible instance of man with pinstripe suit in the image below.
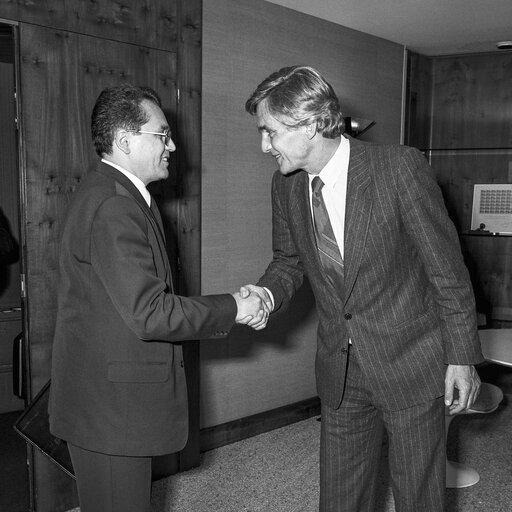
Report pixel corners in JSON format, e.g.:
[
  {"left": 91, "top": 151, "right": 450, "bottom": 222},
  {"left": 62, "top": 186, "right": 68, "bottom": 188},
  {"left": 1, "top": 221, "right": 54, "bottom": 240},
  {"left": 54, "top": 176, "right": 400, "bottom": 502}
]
[{"left": 242, "top": 66, "right": 483, "bottom": 511}]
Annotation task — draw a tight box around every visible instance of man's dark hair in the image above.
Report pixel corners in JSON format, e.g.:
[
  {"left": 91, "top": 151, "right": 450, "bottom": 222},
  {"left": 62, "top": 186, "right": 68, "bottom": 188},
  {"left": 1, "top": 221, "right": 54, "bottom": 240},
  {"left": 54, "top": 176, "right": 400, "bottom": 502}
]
[
  {"left": 91, "top": 84, "right": 162, "bottom": 157},
  {"left": 245, "top": 65, "right": 344, "bottom": 139}
]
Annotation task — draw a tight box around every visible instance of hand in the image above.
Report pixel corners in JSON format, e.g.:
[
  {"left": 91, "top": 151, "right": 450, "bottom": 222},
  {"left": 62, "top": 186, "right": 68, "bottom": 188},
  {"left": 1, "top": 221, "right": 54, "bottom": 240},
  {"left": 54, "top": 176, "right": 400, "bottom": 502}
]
[
  {"left": 239, "top": 284, "right": 273, "bottom": 313},
  {"left": 232, "top": 291, "right": 269, "bottom": 330},
  {"left": 444, "top": 364, "right": 481, "bottom": 415}
]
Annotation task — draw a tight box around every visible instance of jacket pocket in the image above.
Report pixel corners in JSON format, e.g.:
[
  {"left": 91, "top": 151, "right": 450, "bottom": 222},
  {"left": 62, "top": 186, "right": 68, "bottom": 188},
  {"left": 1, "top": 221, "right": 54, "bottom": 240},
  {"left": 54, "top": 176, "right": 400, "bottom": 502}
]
[
  {"left": 392, "top": 305, "right": 437, "bottom": 335},
  {"left": 107, "top": 361, "right": 169, "bottom": 383}
]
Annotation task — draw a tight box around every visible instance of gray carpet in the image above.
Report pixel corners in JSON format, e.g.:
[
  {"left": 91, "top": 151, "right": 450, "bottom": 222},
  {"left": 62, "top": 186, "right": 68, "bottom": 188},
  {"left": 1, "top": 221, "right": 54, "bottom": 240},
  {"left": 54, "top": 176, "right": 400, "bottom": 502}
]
[
  {"left": 68, "top": 394, "right": 512, "bottom": 512},
  {"left": 149, "top": 417, "right": 394, "bottom": 512}
]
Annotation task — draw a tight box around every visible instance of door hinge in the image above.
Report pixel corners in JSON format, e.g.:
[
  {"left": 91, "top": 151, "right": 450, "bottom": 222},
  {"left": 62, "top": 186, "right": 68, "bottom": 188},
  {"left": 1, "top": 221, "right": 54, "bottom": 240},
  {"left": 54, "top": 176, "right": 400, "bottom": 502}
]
[
  {"left": 20, "top": 273, "right": 26, "bottom": 299},
  {"left": 14, "top": 90, "right": 19, "bottom": 130}
]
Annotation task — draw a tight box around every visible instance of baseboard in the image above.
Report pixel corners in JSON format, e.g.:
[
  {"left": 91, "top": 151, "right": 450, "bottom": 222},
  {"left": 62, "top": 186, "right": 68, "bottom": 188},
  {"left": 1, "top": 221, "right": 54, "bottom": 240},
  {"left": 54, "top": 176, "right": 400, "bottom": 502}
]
[{"left": 200, "top": 396, "right": 320, "bottom": 453}]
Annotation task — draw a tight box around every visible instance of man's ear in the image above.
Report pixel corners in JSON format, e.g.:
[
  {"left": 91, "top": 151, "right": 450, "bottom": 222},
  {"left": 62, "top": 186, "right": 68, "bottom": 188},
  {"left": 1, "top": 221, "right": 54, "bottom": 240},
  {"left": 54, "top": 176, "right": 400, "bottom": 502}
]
[
  {"left": 114, "top": 129, "right": 130, "bottom": 155},
  {"left": 305, "top": 122, "right": 318, "bottom": 139}
]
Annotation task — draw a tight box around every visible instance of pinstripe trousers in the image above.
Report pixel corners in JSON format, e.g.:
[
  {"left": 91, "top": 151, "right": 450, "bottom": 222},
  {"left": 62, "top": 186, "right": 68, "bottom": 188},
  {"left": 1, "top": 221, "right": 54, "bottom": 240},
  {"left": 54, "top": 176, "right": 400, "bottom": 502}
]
[{"left": 319, "top": 347, "right": 445, "bottom": 512}]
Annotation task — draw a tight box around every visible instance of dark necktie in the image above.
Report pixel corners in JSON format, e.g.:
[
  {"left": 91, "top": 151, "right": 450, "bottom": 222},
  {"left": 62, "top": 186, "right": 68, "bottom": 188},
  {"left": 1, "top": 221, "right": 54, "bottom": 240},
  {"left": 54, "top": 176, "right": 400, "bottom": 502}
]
[
  {"left": 149, "top": 196, "right": 174, "bottom": 293},
  {"left": 311, "top": 176, "right": 344, "bottom": 287}
]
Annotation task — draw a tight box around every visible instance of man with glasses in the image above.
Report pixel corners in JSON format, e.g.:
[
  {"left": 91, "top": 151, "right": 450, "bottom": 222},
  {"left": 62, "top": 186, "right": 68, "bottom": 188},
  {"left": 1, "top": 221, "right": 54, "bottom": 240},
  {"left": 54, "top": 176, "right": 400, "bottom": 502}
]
[{"left": 49, "top": 84, "right": 268, "bottom": 512}]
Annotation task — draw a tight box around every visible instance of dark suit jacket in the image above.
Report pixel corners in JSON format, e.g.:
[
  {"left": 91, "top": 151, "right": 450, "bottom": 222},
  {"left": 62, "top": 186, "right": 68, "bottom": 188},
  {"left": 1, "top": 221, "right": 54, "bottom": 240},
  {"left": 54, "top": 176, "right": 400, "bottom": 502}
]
[
  {"left": 258, "top": 137, "right": 483, "bottom": 411},
  {"left": 49, "top": 162, "right": 236, "bottom": 456}
]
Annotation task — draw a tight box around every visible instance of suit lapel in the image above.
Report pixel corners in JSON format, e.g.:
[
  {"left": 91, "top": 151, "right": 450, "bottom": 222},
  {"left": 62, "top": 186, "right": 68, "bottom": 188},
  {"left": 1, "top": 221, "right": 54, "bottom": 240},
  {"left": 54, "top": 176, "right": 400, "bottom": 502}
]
[
  {"left": 290, "top": 171, "right": 316, "bottom": 254},
  {"left": 344, "top": 140, "right": 372, "bottom": 303},
  {"left": 149, "top": 196, "right": 166, "bottom": 243},
  {"left": 96, "top": 163, "right": 173, "bottom": 289},
  {"left": 97, "top": 162, "right": 150, "bottom": 215}
]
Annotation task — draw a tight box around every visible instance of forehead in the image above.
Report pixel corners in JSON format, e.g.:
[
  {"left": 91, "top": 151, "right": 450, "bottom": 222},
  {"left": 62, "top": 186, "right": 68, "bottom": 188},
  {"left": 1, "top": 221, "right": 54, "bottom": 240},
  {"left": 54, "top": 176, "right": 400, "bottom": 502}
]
[
  {"left": 256, "top": 102, "right": 288, "bottom": 131},
  {"left": 141, "top": 99, "right": 168, "bottom": 128}
]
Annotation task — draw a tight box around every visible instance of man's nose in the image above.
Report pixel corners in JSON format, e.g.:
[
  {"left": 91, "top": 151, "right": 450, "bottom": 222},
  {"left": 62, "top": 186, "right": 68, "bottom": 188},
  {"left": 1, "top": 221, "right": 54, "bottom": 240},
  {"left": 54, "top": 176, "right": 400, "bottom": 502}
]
[
  {"left": 166, "top": 138, "right": 176, "bottom": 152},
  {"left": 261, "top": 133, "right": 272, "bottom": 154}
]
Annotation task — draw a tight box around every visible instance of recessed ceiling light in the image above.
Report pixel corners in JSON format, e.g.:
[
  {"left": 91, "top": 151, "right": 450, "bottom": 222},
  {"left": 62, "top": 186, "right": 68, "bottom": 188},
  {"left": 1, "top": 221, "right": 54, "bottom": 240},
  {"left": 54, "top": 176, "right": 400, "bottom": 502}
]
[{"left": 496, "top": 41, "right": 512, "bottom": 50}]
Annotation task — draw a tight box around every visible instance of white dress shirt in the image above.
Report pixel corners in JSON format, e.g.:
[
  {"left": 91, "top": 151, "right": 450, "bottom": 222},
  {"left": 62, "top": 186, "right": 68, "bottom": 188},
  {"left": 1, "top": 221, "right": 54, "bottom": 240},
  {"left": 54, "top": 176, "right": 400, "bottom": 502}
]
[{"left": 308, "top": 135, "right": 350, "bottom": 258}]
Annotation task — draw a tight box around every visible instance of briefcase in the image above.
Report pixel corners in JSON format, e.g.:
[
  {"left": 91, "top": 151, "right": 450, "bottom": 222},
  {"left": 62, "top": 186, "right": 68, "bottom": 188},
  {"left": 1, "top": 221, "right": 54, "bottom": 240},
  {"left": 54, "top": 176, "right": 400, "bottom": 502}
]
[{"left": 14, "top": 380, "right": 75, "bottom": 478}]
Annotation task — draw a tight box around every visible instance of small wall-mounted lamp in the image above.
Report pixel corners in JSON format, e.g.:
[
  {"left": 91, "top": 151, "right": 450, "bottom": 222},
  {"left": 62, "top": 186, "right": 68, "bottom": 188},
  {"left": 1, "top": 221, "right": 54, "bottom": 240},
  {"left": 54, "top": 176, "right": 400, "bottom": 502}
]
[
  {"left": 343, "top": 117, "right": 376, "bottom": 138},
  {"left": 496, "top": 41, "right": 512, "bottom": 50}
]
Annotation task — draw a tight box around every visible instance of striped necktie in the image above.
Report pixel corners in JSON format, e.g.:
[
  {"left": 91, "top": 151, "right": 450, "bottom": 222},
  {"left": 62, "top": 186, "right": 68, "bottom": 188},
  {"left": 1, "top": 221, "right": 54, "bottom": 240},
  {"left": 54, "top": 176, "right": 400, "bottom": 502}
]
[{"left": 311, "top": 176, "right": 344, "bottom": 287}]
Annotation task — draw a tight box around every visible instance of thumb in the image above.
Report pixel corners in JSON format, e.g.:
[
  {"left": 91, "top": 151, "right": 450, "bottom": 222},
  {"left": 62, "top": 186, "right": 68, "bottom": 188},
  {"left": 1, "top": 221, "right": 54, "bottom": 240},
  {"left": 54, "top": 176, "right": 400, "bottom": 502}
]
[
  {"left": 444, "top": 379, "right": 453, "bottom": 406},
  {"left": 239, "top": 285, "right": 253, "bottom": 299}
]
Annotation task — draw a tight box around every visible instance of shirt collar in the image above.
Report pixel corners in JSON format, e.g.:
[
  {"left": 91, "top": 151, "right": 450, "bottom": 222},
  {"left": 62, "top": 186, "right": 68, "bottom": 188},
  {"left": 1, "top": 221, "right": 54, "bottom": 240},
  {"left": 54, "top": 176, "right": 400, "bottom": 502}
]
[
  {"left": 308, "top": 135, "right": 350, "bottom": 190},
  {"left": 101, "top": 158, "right": 151, "bottom": 207}
]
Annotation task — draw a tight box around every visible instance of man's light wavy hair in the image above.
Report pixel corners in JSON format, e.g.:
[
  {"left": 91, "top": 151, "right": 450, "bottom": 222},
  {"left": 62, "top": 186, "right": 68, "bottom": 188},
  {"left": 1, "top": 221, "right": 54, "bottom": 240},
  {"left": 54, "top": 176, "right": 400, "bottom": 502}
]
[{"left": 245, "top": 65, "right": 344, "bottom": 139}]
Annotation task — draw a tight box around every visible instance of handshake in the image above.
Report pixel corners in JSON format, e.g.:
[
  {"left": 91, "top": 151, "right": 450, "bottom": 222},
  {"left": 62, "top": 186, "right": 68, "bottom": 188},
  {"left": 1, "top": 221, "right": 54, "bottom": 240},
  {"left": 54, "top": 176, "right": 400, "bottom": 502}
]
[{"left": 232, "top": 284, "right": 273, "bottom": 331}]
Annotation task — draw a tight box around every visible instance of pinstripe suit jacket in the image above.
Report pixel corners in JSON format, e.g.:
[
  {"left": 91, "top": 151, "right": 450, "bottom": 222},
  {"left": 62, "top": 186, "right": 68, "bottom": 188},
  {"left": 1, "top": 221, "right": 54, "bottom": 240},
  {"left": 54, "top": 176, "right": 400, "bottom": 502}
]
[
  {"left": 49, "top": 163, "right": 236, "bottom": 456},
  {"left": 258, "top": 137, "right": 483, "bottom": 410}
]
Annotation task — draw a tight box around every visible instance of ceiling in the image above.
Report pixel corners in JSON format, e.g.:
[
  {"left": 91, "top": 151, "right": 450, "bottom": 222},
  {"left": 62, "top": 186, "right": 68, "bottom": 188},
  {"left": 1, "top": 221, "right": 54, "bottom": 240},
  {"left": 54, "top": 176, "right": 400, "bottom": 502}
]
[{"left": 264, "top": 0, "right": 512, "bottom": 56}]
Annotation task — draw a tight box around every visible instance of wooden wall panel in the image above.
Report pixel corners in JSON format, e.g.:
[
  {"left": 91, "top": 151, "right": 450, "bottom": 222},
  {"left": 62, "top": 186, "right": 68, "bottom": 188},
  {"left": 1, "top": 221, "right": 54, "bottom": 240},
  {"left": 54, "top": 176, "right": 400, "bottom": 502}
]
[
  {"left": 431, "top": 53, "right": 512, "bottom": 149},
  {"left": 201, "top": 0, "right": 404, "bottom": 428},
  {"left": 430, "top": 150, "right": 512, "bottom": 231},
  {"left": 404, "top": 51, "right": 433, "bottom": 150},
  {"left": 407, "top": 51, "right": 512, "bottom": 325},
  {"left": 0, "top": 0, "right": 177, "bottom": 51},
  {"left": 462, "top": 235, "right": 512, "bottom": 322},
  {"left": 430, "top": 150, "right": 512, "bottom": 318},
  {"left": 173, "top": 0, "right": 203, "bottom": 471}
]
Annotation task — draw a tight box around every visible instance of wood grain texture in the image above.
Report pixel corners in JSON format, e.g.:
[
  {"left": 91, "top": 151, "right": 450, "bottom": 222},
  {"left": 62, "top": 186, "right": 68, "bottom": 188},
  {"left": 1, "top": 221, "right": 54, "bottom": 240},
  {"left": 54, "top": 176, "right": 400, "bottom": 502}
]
[
  {"left": 405, "top": 51, "right": 433, "bottom": 150},
  {"left": 201, "top": 0, "right": 404, "bottom": 428},
  {"left": 0, "top": 0, "right": 177, "bottom": 51},
  {"left": 173, "top": 0, "right": 202, "bottom": 472},
  {"left": 431, "top": 53, "right": 512, "bottom": 149},
  {"left": 429, "top": 149, "right": 512, "bottom": 315},
  {"left": 408, "top": 51, "right": 512, "bottom": 325}
]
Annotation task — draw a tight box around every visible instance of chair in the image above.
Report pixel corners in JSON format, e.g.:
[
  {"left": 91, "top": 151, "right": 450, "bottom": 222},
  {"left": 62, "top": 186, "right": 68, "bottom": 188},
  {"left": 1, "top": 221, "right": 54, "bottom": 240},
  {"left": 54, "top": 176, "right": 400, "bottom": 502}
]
[
  {"left": 445, "top": 381, "right": 503, "bottom": 488},
  {"left": 478, "top": 328, "right": 512, "bottom": 368}
]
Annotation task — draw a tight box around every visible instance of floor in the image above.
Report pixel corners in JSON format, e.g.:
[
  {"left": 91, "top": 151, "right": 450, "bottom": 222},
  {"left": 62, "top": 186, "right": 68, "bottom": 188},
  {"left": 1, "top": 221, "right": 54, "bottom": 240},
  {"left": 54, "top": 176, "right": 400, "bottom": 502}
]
[{"left": 2, "top": 363, "right": 511, "bottom": 512}]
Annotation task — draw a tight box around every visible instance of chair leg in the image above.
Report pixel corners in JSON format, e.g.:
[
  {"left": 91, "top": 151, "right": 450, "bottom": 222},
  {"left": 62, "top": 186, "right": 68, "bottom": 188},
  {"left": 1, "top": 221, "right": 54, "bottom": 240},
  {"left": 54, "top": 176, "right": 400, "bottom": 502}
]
[{"left": 445, "top": 414, "right": 480, "bottom": 488}]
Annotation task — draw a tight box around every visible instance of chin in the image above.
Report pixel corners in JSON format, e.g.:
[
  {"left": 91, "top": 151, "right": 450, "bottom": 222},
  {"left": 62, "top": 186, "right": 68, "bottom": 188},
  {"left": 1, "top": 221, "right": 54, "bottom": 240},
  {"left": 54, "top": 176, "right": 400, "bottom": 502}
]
[{"left": 279, "top": 166, "right": 298, "bottom": 176}]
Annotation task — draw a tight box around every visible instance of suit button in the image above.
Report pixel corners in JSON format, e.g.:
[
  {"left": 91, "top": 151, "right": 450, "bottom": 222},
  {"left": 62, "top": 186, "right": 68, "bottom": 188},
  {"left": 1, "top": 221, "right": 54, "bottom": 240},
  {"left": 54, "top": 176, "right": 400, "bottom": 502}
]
[{"left": 344, "top": 313, "right": 352, "bottom": 320}]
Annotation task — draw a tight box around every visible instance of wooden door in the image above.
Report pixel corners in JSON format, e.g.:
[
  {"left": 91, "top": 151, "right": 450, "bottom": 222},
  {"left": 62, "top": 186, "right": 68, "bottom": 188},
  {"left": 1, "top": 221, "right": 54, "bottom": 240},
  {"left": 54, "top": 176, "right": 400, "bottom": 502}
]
[
  {"left": 0, "top": 26, "right": 24, "bottom": 413},
  {"left": 17, "top": 23, "right": 182, "bottom": 512}
]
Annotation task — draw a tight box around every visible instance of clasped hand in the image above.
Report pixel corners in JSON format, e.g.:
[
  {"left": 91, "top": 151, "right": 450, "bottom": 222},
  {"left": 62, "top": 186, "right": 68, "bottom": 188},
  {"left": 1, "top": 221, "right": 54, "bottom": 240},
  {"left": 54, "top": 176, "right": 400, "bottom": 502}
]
[{"left": 232, "top": 284, "right": 273, "bottom": 331}]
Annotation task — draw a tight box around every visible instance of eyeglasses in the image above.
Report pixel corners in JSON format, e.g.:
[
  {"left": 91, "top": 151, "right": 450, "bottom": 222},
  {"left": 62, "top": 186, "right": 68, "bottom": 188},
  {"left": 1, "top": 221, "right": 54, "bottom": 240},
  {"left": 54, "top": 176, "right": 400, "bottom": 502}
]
[{"left": 127, "top": 129, "right": 173, "bottom": 146}]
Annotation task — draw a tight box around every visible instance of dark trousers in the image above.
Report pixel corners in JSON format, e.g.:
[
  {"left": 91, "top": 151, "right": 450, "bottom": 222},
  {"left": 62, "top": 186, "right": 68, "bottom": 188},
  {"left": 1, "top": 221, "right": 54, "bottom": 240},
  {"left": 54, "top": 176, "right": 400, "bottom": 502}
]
[
  {"left": 68, "top": 443, "right": 152, "bottom": 512},
  {"left": 319, "top": 349, "right": 445, "bottom": 512}
]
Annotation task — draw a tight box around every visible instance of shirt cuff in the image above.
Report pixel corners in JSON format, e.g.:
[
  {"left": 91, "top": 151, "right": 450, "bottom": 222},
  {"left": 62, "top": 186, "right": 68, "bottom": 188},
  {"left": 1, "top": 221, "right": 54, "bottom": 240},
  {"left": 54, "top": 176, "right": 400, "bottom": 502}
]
[{"left": 263, "top": 287, "right": 275, "bottom": 311}]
